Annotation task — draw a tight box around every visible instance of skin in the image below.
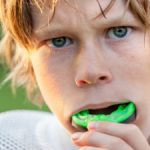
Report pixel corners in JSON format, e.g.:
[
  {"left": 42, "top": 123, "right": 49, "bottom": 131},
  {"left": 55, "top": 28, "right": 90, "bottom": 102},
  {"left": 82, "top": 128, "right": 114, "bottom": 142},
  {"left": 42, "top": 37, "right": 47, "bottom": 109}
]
[{"left": 29, "top": 0, "right": 150, "bottom": 149}]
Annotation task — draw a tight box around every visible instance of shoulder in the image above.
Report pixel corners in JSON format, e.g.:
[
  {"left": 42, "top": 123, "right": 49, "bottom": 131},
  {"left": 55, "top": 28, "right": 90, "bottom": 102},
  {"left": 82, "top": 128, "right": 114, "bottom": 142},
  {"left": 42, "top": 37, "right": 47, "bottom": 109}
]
[
  {"left": 0, "top": 110, "right": 52, "bottom": 131},
  {"left": 0, "top": 109, "right": 51, "bottom": 122},
  {"left": 0, "top": 110, "right": 53, "bottom": 150},
  {"left": 0, "top": 110, "right": 78, "bottom": 150}
]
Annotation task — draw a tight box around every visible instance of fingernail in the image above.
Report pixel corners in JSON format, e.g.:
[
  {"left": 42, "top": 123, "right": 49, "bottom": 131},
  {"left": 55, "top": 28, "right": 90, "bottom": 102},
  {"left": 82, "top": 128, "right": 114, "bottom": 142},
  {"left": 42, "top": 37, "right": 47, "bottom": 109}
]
[{"left": 71, "top": 132, "right": 82, "bottom": 140}]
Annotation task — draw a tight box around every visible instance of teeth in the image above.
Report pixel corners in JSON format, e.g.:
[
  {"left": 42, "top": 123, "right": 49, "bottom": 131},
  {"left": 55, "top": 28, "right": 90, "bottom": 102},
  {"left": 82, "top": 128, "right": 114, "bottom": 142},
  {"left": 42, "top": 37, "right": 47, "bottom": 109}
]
[{"left": 72, "top": 120, "right": 78, "bottom": 128}]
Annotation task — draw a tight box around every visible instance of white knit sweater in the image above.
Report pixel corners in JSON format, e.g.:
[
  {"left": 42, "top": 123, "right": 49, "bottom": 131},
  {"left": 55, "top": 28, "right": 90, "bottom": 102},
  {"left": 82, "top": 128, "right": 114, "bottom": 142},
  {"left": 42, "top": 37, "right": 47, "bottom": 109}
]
[{"left": 0, "top": 110, "right": 78, "bottom": 150}]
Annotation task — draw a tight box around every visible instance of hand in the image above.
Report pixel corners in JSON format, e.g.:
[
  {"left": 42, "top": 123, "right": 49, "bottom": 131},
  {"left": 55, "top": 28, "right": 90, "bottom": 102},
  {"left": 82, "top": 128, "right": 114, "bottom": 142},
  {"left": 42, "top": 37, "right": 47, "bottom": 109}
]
[{"left": 71, "top": 122, "right": 150, "bottom": 150}]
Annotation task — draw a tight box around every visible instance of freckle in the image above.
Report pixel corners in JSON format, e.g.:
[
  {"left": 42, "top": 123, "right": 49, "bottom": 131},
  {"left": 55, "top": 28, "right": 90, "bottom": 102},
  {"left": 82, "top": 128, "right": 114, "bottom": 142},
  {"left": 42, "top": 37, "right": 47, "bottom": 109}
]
[{"left": 130, "top": 55, "right": 136, "bottom": 59}]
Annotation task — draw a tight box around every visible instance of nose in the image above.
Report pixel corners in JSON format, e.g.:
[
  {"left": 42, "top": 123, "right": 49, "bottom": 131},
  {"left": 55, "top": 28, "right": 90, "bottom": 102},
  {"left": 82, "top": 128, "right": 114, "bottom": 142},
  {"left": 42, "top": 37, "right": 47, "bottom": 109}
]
[
  {"left": 75, "top": 68, "right": 113, "bottom": 87},
  {"left": 75, "top": 47, "right": 113, "bottom": 88}
]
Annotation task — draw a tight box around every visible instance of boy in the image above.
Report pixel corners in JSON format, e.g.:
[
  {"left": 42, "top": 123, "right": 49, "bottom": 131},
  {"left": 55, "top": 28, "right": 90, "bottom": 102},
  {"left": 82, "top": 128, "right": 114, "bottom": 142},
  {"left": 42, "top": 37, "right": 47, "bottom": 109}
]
[{"left": 0, "top": 0, "right": 150, "bottom": 149}]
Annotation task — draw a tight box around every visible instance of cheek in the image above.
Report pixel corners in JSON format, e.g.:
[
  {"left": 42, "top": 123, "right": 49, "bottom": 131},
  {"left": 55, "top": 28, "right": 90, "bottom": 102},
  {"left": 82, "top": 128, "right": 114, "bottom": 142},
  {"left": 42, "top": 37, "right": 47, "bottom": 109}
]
[
  {"left": 119, "top": 55, "right": 150, "bottom": 100},
  {"left": 34, "top": 64, "right": 66, "bottom": 105},
  {"left": 112, "top": 38, "right": 150, "bottom": 84},
  {"left": 31, "top": 53, "right": 76, "bottom": 114},
  {"left": 34, "top": 67, "right": 71, "bottom": 124}
]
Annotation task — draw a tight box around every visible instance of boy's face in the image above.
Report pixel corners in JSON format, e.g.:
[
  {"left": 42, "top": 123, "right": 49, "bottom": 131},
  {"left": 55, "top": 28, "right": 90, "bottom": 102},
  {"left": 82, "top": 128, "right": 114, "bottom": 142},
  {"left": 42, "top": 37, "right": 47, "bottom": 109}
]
[{"left": 30, "top": 0, "right": 150, "bottom": 138}]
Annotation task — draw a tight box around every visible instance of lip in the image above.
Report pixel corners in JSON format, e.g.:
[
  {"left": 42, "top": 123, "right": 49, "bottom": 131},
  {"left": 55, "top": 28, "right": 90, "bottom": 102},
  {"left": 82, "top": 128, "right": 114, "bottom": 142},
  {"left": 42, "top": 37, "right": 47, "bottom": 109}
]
[{"left": 71, "top": 100, "right": 130, "bottom": 117}]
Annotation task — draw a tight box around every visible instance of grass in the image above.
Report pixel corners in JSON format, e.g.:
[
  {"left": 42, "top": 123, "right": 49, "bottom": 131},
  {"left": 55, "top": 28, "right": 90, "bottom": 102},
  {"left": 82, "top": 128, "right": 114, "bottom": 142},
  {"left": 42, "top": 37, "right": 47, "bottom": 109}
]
[{"left": 0, "top": 65, "right": 49, "bottom": 112}]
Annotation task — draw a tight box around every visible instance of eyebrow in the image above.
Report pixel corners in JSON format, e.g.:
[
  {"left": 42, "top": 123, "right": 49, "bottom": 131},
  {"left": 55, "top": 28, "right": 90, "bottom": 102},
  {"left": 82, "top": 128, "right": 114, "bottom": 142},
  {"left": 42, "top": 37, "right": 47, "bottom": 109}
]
[{"left": 33, "top": 11, "right": 140, "bottom": 37}]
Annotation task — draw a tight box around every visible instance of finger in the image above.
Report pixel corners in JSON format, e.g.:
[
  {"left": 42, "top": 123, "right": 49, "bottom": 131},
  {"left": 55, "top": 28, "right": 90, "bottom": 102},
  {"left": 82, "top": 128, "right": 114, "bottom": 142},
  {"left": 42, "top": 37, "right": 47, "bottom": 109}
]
[
  {"left": 88, "top": 122, "right": 150, "bottom": 150},
  {"left": 72, "top": 131, "right": 133, "bottom": 150},
  {"left": 79, "top": 146, "right": 107, "bottom": 150}
]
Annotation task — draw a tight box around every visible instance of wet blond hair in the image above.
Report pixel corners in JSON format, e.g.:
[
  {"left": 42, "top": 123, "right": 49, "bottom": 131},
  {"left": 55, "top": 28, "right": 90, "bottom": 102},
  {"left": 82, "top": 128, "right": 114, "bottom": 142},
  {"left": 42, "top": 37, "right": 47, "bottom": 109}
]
[{"left": 0, "top": 0, "right": 150, "bottom": 105}]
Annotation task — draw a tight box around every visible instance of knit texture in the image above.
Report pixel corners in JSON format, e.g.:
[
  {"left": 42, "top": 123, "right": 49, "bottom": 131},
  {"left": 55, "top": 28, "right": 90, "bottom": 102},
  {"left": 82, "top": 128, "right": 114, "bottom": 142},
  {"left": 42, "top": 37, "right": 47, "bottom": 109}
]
[{"left": 0, "top": 110, "right": 78, "bottom": 150}]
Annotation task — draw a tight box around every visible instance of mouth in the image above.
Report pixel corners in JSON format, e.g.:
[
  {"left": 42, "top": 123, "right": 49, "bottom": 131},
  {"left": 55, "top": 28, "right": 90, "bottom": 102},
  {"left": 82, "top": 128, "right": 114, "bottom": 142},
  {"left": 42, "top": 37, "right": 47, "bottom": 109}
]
[{"left": 71, "top": 102, "right": 137, "bottom": 130}]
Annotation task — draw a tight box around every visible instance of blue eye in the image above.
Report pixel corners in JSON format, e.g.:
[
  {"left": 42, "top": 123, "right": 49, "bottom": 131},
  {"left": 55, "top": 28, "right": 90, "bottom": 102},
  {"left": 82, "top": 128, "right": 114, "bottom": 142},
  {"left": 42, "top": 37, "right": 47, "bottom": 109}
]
[
  {"left": 107, "top": 26, "right": 132, "bottom": 39},
  {"left": 50, "top": 37, "right": 73, "bottom": 48}
]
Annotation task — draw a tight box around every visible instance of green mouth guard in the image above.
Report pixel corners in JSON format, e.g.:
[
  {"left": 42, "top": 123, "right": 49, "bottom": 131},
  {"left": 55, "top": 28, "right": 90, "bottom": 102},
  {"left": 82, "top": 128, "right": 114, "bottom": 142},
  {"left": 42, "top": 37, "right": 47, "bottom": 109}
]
[{"left": 72, "top": 102, "right": 136, "bottom": 128}]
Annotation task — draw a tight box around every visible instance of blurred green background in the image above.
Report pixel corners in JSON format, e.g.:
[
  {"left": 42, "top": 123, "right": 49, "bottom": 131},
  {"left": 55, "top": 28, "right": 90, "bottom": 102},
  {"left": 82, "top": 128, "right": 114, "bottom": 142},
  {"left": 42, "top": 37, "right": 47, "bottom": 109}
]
[{"left": 0, "top": 24, "right": 49, "bottom": 112}]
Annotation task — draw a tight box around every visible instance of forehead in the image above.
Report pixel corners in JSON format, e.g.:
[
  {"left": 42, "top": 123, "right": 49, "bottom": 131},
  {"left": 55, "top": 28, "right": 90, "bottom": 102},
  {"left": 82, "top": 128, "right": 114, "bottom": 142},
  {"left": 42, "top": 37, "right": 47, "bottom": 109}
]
[{"left": 31, "top": 0, "right": 137, "bottom": 34}]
